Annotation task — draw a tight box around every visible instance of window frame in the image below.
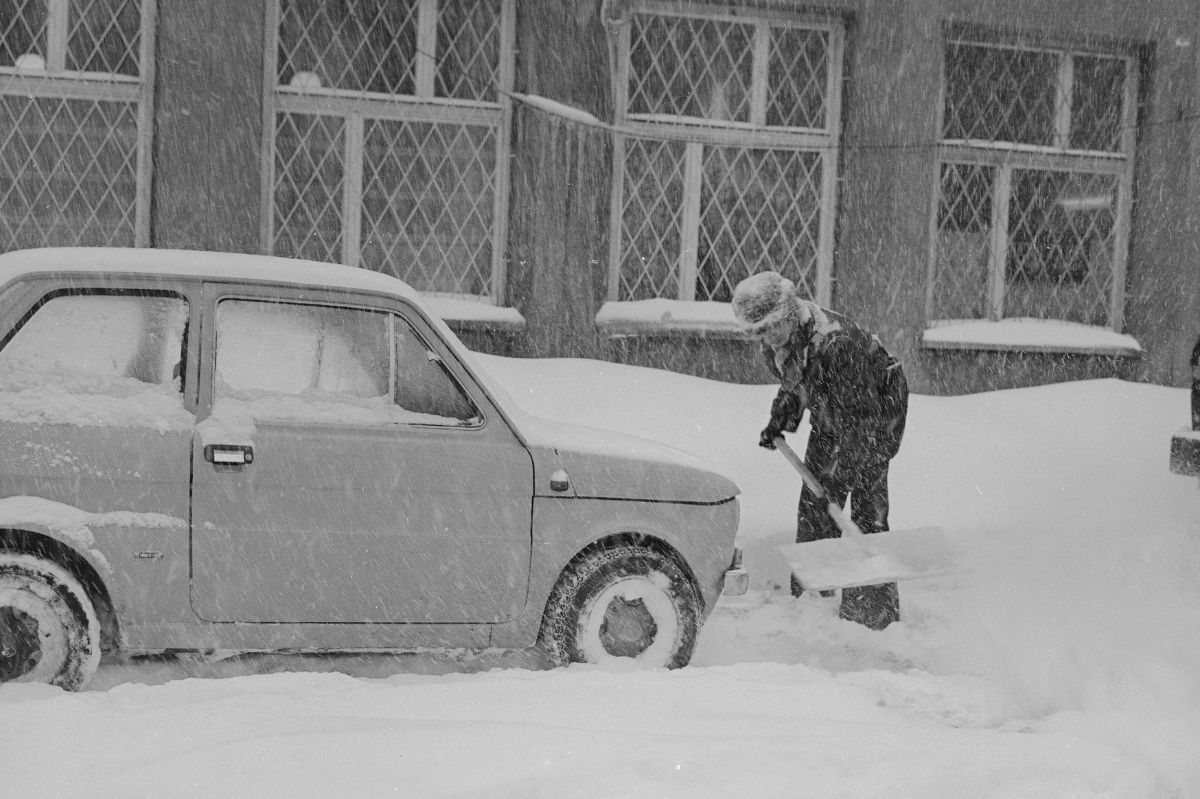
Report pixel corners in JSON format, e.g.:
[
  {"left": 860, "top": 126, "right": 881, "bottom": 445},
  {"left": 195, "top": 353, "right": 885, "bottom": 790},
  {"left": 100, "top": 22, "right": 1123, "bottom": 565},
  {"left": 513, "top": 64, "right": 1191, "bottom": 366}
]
[
  {"left": 259, "top": 0, "right": 516, "bottom": 304},
  {"left": 927, "top": 33, "right": 1139, "bottom": 334},
  {"left": 0, "top": 0, "right": 157, "bottom": 249},
  {"left": 607, "top": 1, "right": 844, "bottom": 307}
]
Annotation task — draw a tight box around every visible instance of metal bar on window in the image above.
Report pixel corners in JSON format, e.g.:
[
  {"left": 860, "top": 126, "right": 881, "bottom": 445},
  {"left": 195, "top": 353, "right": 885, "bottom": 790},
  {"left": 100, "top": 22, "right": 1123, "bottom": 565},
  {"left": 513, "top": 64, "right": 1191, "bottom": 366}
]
[
  {"left": 489, "top": 0, "right": 517, "bottom": 304},
  {"left": 415, "top": 0, "right": 438, "bottom": 99},
  {"left": 607, "top": 134, "right": 627, "bottom": 302},
  {"left": 937, "top": 143, "right": 1125, "bottom": 173},
  {"left": 342, "top": 114, "right": 364, "bottom": 267},
  {"left": 678, "top": 142, "right": 703, "bottom": 301},
  {"left": 749, "top": 24, "right": 769, "bottom": 127},
  {"left": 1054, "top": 54, "right": 1073, "bottom": 150},
  {"left": 47, "top": 0, "right": 68, "bottom": 72},
  {"left": 260, "top": 0, "right": 281, "bottom": 253},
  {"left": 987, "top": 166, "right": 1012, "bottom": 321},
  {"left": 815, "top": 147, "right": 836, "bottom": 307},
  {"left": 134, "top": 0, "right": 158, "bottom": 247},
  {"left": 825, "top": 24, "right": 844, "bottom": 135},
  {"left": 276, "top": 92, "right": 500, "bottom": 126},
  {"left": 1109, "top": 55, "right": 1139, "bottom": 331}
]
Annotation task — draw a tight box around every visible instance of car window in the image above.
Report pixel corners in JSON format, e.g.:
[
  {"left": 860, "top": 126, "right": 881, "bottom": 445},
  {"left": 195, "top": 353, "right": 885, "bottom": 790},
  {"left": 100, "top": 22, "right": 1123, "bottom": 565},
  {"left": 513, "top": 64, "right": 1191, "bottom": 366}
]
[
  {"left": 393, "top": 316, "right": 479, "bottom": 423},
  {"left": 214, "top": 299, "right": 479, "bottom": 426},
  {"left": 0, "top": 293, "right": 188, "bottom": 388}
]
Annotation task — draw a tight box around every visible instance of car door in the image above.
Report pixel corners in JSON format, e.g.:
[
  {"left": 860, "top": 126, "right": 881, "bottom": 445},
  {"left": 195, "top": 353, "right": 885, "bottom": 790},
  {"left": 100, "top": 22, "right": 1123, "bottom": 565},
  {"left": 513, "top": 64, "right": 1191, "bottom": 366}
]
[{"left": 189, "top": 284, "right": 534, "bottom": 624}]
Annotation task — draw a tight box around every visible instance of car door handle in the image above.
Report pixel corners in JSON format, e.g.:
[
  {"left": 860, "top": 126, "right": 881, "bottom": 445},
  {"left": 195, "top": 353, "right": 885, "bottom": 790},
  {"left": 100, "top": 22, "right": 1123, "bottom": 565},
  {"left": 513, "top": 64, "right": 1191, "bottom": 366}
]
[{"left": 204, "top": 444, "right": 254, "bottom": 466}]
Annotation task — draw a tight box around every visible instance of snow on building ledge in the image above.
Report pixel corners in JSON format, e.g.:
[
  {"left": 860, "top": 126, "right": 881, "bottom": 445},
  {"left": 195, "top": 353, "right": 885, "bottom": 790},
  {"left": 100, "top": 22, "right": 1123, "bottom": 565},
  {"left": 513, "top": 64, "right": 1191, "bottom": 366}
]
[
  {"left": 922, "top": 318, "right": 1142, "bottom": 357},
  {"left": 423, "top": 295, "right": 525, "bottom": 333},
  {"left": 595, "top": 300, "right": 752, "bottom": 339}
]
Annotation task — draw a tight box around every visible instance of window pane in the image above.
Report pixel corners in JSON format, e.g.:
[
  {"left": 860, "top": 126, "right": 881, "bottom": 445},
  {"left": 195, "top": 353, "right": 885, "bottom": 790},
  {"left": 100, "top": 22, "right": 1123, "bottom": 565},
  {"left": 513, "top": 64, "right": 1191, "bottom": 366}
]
[
  {"left": 436, "top": 0, "right": 500, "bottom": 102},
  {"left": 0, "top": 294, "right": 187, "bottom": 387},
  {"left": 1006, "top": 169, "right": 1115, "bottom": 325},
  {"left": 359, "top": 120, "right": 495, "bottom": 294},
  {"left": 618, "top": 138, "right": 686, "bottom": 300},
  {"left": 932, "top": 163, "right": 994, "bottom": 319},
  {"left": 216, "top": 301, "right": 388, "bottom": 399},
  {"left": 68, "top": 0, "right": 141, "bottom": 76},
  {"left": 697, "top": 147, "right": 822, "bottom": 302},
  {"left": 766, "top": 26, "right": 829, "bottom": 129},
  {"left": 272, "top": 112, "right": 344, "bottom": 263},
  {"left": 0, "top": 95, "right": 140, "bottom": 250},
  {"left": 393, "top": 317, "right": 479, "bottom": 423},
  {"left": 0, "top": 0, "right": 47, "bottom": 68},
  {"left": 943, "top": 42, "right": 1057, "bottom": 146},
  {"left": 277, "top": 0, "right": 418, "bottom": 94},
  {"left": 1070, "top": 55, "right": 1125, "bottom": 152},
  {"left": 627, "top": 13, "right": 753, "bottom": 122}
]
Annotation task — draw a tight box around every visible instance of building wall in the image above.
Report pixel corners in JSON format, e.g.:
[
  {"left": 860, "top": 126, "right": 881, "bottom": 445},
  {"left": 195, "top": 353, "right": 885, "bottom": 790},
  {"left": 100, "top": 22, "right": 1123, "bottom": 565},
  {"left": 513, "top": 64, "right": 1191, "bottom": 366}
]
[{"left": 133, "top": 1, "right": 1200, "bottom": 392}]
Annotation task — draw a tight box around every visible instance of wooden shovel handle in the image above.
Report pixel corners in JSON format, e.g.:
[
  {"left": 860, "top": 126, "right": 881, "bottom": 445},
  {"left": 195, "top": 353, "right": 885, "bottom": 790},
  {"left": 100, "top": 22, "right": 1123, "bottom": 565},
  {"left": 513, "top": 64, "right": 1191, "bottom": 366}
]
[{"left": 772, "top": 435, "right": 864, "bottom": 538}]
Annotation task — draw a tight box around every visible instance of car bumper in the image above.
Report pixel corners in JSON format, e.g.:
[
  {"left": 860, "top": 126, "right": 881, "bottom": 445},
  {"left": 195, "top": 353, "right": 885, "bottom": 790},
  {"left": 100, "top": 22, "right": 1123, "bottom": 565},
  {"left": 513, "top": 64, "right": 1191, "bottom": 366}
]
[{"left": 1171, "top": 429, "right": 1200, "bottom": 476}]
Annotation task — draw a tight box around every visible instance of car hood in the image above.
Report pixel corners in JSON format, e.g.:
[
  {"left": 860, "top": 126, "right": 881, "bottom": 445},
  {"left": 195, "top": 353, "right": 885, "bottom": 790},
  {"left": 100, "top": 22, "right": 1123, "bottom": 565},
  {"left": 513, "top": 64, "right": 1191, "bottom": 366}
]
[{"left": 516, "top": 414, "right": 740, "bottom": 504}]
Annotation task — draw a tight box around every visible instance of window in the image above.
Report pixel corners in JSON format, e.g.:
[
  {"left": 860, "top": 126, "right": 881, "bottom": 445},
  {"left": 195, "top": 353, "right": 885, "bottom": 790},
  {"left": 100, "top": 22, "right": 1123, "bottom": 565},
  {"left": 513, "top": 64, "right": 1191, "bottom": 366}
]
[
  {"left": 0, "top": 0, "right": 153, "bottom": 252},
  {"left": 0, "top": 293, "right": 187, "bottom": 389},
  {"left": 215, "top": 299, "right": 479, "bottom": 426},
  {"left": 608, "top": 4, "right": 843, "bottom": 305},
  {"left": 264, "top": 0, "right": 515, "bottom": 303},
  {"left": 930, "top": 37, "right": 1136, "bottom": 330}
]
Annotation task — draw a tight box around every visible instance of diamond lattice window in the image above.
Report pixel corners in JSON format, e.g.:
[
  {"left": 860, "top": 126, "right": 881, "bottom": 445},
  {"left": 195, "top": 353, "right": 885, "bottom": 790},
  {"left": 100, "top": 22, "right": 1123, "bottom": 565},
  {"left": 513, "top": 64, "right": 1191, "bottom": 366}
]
[
  {"left": 931, "top": 37, "right": 1136, "bottom": 330},
  {"left": 610, "top": 4, "right": 842, "bottom": 304},
  {"left": 267, "top": 0, "right": 513, "bottom": 302},
  {"left": 0, "top": 0, "right": 151, "bottom": 252}
]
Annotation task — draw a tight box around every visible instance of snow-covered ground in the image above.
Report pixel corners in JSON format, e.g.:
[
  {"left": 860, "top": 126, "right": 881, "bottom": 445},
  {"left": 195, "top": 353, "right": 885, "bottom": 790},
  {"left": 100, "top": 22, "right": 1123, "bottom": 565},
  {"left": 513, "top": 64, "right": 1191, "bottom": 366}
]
[{"left": 3, "top": 356, "right": 1199, "bottom": 798}]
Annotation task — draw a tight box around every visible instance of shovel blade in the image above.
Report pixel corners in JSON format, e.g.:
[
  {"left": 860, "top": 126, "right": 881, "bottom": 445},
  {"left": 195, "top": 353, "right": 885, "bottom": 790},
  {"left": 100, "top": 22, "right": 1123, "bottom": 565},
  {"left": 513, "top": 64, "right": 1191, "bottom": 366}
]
[{"left": 778, "top": 526, "right": 955, "bottom": 592}]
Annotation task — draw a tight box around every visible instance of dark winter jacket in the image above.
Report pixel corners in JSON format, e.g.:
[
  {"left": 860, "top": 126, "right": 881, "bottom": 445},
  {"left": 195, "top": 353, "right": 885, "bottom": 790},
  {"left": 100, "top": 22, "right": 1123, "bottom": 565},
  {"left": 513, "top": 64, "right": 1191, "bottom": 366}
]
[{"left": 763, "top": 306, "right": 907, "bottom": 459}]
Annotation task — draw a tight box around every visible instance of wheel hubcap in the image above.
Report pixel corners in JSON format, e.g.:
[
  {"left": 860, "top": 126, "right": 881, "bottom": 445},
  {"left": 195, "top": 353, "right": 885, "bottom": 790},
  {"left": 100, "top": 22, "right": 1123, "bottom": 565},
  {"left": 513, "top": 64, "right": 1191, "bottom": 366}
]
[
  {"left": 599, "top": 596, "right": 658, "bottom": 658},
  {"left": 0, "top": 606, "right": 42, "bottom": 681}
]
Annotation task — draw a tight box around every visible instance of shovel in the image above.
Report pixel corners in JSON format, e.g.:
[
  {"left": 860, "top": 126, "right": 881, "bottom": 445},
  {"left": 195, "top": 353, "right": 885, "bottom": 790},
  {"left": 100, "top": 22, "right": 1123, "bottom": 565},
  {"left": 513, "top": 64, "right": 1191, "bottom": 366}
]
[{"left": 773, "top": 435, "right": 956, "bottom": 591}]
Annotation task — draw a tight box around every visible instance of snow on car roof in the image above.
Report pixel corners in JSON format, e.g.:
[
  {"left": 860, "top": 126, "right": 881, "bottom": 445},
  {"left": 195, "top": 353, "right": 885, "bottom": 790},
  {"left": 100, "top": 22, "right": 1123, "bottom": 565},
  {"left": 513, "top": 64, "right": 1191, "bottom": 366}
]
[{"left": 0, "top": 247, "right": 422, "bottom": 303}]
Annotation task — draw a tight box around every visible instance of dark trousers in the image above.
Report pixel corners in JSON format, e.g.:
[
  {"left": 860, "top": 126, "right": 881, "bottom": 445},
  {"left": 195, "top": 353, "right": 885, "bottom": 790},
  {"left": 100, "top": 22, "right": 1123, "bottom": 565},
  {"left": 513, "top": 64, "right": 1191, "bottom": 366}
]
[{"left": 790, "top": 428, "right": 901, "bottom": 630}]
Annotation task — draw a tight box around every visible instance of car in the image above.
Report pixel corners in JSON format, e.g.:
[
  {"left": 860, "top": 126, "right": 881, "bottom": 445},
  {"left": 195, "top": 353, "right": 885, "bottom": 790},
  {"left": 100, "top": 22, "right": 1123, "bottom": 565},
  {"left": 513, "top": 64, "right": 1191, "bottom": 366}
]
[
  {"left": 0, "top": 247, "right": 746, "bottom": 689},
  {"left": 1170, "top": 335, "right": 1200, "bottom": 477}
]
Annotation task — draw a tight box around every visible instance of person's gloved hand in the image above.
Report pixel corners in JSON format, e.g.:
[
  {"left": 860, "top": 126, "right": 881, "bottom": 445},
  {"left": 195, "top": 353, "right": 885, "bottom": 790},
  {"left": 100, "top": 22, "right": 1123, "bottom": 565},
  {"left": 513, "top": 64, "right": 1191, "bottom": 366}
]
[{"left": 758, "top": 422, "right": 782, "bottom": 450}]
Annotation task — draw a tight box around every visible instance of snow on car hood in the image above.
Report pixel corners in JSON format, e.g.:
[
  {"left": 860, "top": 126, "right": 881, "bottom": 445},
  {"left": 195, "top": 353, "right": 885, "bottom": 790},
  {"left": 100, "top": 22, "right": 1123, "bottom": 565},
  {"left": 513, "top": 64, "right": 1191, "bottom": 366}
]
[{"left": 515, "top": 413, "right": 740, "bottom": 504}]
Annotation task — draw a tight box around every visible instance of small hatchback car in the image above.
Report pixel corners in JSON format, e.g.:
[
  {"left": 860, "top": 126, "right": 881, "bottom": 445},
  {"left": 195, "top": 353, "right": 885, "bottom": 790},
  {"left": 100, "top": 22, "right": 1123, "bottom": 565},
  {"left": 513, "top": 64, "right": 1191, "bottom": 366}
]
[{"left": 0, "top": 248, "right": 745, "bottom": 689}]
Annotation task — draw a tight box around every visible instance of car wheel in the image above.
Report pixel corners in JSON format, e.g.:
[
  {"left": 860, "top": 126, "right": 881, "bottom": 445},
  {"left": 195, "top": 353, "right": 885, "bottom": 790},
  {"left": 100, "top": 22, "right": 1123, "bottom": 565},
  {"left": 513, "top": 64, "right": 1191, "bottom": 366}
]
[
  {"left": 0, "top": 553, "right": 100, "bottom": 690},
  {"left": 540, "top": 544, "right": 701, "bottom": 669}
]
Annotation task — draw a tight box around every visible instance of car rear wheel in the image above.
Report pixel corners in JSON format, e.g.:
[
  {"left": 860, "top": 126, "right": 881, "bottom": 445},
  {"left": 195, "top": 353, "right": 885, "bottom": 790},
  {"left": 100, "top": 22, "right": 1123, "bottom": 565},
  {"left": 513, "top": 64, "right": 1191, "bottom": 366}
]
[
  {"left": 540, "top": 544, "right": 700, "bottom": 669},
  {"left": 0, "top": 553, "right": 100, "bottom": 690}
]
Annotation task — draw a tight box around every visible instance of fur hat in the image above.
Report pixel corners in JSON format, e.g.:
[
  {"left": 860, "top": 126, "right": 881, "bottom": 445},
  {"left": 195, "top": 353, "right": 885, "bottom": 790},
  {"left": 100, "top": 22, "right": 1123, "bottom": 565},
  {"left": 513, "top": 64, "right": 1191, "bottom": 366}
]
[{"left": 732, "top": 271, "right": 797, "bottom": 331}]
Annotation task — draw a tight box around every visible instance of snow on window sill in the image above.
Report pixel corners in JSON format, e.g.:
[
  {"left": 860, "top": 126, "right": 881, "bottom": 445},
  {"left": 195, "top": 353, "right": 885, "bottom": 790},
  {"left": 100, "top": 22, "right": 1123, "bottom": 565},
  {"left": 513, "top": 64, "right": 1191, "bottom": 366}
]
[
  {"left": 922, "top": 318, "right": 1142, "bottom": 356},
  {"left": 595, "top": 300, "right": 751, "bottom": 339},
  {"left": 423, "top": 295, "right": 525, "bottom": 333}
]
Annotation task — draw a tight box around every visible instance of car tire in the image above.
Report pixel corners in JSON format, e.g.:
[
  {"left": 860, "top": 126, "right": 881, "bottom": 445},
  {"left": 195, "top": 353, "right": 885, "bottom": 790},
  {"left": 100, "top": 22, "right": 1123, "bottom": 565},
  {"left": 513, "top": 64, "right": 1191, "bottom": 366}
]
[
  {"left": 540, "top": 544, "right": 701, "bottom": 669},
  {"left": 0, "top": 552, "right": 101, "bottom": 690}
]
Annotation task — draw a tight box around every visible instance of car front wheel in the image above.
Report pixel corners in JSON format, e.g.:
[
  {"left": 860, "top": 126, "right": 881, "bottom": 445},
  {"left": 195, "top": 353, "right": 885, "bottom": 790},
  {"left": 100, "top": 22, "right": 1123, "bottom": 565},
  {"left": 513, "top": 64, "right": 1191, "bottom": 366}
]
[
  {"left": 540, "top": 544, "right": 701, "bottom": 669},
  {"left": 0, "top": 553, "right": 101, "bottom": 690}
]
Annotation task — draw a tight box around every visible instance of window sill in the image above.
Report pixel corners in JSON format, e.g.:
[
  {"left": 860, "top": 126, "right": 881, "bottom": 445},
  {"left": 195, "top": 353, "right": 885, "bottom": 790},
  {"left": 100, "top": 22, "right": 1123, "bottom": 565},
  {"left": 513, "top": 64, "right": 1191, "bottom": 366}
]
[
  {"left": 595, "top": 300, "right": 752, "bottom": 340},
  {"left": 922, "top": 318, "right": 1142, "bottom": 357},
  {"left": 423, "top": 295, "right": 526, "bottom": 333}
]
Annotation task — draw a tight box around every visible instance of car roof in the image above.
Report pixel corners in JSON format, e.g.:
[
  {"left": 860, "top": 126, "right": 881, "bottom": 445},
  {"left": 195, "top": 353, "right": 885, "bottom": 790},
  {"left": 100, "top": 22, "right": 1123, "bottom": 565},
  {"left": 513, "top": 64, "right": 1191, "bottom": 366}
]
[{"left": 0, "top": 247, "right": 423, "bottom": 304}]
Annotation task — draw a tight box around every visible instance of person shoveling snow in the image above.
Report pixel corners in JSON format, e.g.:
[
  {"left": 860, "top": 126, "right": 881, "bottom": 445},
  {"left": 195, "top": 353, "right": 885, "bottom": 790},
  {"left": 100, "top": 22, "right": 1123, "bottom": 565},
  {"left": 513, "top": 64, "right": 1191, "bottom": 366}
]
[{"left": 732, "top": 271, "right": 909, "bottom": 630}]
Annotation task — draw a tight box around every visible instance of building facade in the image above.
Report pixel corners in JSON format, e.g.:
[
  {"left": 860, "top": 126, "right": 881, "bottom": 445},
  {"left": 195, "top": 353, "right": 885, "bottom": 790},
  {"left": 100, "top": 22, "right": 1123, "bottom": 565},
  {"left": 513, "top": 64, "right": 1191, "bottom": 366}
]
[{"left": 2, "top": 0, "right": 1198, "bottom": 392}]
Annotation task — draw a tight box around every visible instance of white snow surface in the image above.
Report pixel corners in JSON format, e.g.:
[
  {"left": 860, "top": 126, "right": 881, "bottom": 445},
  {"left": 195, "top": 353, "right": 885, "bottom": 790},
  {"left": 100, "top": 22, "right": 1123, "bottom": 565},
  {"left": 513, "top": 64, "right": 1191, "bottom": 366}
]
[
  {"left": 924, "top": 317, "right": 1142, "bottom": 354},
  {"left": 3, "top": 357, "right": 1199, "bottom": 798}
]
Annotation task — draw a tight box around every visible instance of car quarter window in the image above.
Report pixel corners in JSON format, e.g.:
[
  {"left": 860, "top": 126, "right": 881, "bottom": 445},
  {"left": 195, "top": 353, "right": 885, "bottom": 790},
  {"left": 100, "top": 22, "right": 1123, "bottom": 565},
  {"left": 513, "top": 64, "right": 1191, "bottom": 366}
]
[
  {"left": 214, "top": 299, "right": 480, "bottom": 426},
  {"left": 0, "top": 293, "right": 189, "bottom": 390}
]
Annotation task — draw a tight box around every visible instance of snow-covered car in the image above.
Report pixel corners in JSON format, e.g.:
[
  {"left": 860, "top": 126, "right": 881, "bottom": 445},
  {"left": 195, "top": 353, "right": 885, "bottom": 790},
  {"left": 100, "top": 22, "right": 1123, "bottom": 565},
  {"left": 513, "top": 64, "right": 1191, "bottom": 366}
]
[
  {"left": 1170, "top": 336, "right": 1200, "bottom": 476},
  {"left": 0, "top": 247, "right": 746, "bottom": 689}
]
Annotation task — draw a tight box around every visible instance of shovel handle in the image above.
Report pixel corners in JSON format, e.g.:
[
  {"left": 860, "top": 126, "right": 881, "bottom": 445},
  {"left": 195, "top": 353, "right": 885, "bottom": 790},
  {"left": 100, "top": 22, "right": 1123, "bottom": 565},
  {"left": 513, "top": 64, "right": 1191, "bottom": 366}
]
[{"left": 772, "top": 435, "right": 864, "bottom": 538}]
